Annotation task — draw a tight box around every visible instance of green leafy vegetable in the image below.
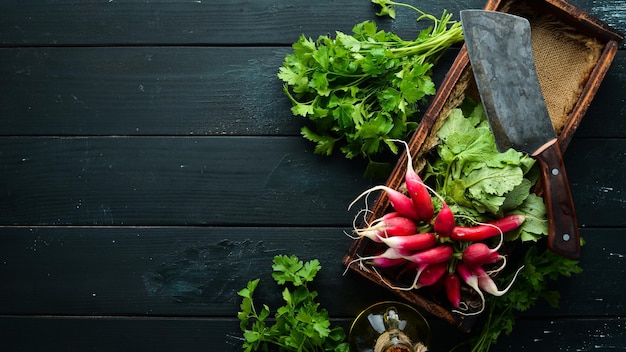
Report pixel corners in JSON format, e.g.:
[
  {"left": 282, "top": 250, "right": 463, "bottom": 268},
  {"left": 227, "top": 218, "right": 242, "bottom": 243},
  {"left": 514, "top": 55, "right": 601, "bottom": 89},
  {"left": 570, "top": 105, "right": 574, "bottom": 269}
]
[
  {"left": 278, "top": 0, "right": 464, "bottom": 173},
  {"left": 237, "top": 255, "right": 348, "bottom": 352},
  {"left": 424, "top": 100, "right": 545, "bottom": 241}
]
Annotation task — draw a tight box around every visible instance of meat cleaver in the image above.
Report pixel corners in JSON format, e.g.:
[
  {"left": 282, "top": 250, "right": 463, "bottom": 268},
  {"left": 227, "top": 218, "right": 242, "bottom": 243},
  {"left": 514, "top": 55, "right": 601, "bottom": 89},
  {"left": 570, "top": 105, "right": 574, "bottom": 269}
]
[{"left": 460, "top": 10, "right": 581, "bottom": 259}]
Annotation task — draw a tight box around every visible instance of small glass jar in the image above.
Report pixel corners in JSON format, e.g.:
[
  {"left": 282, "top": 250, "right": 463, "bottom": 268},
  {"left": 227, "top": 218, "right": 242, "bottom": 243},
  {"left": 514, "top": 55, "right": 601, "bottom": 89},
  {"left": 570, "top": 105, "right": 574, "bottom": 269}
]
[{"left": 349, "top": 301, "right": 431, "bottom": 352}]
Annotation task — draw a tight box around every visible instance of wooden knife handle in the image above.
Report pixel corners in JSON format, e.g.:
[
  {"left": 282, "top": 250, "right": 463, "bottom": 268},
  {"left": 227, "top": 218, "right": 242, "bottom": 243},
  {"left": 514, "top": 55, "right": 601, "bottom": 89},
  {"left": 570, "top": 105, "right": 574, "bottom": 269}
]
[{"left": 533, "top": 139, "right": 581, "bottom": 259}]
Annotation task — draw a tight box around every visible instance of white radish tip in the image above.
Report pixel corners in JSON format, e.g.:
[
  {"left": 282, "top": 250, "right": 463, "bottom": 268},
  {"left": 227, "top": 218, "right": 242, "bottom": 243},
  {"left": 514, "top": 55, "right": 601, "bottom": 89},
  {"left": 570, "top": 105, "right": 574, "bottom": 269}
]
[{"left": 347, "top": 185, "right": 391, "bottom": 211}]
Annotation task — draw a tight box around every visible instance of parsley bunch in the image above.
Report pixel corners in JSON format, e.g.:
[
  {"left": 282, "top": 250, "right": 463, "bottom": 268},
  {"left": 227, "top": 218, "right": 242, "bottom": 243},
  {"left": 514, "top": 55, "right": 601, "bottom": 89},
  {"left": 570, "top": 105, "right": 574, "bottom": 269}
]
[
  {"left": 237, "top": 255, "right": 349, "bottom": 352},
  {"left": 278, "top": 0, "right": 463, "bottom": 173}
]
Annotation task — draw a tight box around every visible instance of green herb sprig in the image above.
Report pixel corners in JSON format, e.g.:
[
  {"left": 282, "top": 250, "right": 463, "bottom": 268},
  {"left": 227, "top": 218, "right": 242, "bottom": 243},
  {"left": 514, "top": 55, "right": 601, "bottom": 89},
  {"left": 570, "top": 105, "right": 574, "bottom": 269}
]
[
  {"left": 278, "top": 0, "right": 463, "bottom": 174},
  {"left": 463, "top": 245, "right": 583, "bottom": 352},
  {"left": 237, "top": 255, "right": 349, "bottom": 352}
]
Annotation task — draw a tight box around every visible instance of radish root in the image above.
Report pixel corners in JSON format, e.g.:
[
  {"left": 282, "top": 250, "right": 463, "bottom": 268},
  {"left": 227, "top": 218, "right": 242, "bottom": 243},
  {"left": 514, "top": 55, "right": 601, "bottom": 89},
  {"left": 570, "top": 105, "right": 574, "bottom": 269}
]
[
  {"left": 453, "top": 293, "right": 485, "bottom": 316},
  {"left": 343, "top": 249, "right": 405, "bottom": 276},
  {"left": 373, "top": 266, "right": 421, "bottom": 291}
]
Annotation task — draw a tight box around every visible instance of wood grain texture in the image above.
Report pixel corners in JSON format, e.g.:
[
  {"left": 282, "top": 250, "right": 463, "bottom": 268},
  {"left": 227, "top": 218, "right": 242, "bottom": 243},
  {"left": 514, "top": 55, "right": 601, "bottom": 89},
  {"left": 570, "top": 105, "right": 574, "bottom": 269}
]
[
  {"left": 0, "top": 0, "right": 475, "bottom": 46},
  {"left": 0, "top": 227, "right": 622, "bottom": 318},
  {"left": 0, "top": 46, "right": 298, "bottom": 136},
  {"left": 0, "top": 316, "right": 245, "bottom": 352},
  {"left": 0, "top": 0, "right": 624, "bottom": 350},
  {"left": 487, "top": 317, "right": 626, "bottom": 351},
  {"left": 565, "top": 137, "right": 626, "bottom": 229},
  {"left": 536, "top": 141, "right": 581, "bottom": 259},
  {"left": 0, "top": 46, "right": 459, "bottom": 136},
  {"left": 0, "top": 315, "right": 623, "bottom": 352},
  {"left": 579, "top": 0, "right": 626, "bottom": 48},
  {"left": 0, "top": 315, "right": 463, "bottom": 352},
  {"left": 0, "top": 0, "right": 622, "bottom": 47},
  {"left": 575, "top": 51, "right": 626, "bottom": 138},
  {"left": 0, "top": 136, "right": 374, "bottom": 226},
  {"left": 0, "top": 226, "right": 392, "bottom": 317},
  {"left": 0, "top": 136, "right": 624, "bottom": 227}
]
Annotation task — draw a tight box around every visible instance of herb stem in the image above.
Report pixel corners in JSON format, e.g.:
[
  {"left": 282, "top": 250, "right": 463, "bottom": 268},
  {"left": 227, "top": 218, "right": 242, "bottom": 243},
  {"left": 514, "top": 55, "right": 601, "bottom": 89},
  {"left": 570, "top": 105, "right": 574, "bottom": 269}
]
[{"left": 382, "top": 0, "right": 439, "bottom": 22}]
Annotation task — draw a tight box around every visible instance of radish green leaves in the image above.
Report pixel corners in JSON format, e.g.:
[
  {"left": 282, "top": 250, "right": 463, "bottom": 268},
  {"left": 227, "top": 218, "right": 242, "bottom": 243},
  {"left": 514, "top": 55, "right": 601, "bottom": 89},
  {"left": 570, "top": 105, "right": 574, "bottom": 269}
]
[
  {"left": 278, "top": 2, "right": 463, "bottom": 173},
  {"left": 425, "top": 100, "right": 547, "bottom": 242}
]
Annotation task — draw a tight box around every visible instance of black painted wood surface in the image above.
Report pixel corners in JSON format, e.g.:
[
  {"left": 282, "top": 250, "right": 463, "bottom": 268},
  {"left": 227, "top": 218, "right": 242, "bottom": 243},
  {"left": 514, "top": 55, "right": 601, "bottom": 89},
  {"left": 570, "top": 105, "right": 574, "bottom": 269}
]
[{"left": 0, "top": 0, "right": 624, "bottom": 351}]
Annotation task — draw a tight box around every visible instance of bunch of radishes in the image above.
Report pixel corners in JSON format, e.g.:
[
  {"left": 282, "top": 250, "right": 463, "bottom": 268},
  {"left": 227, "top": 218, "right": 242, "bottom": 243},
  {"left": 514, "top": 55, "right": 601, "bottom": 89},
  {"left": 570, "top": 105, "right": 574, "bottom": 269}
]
[{"left": 346, "top": 141, "right": 525, "bottom": 315}]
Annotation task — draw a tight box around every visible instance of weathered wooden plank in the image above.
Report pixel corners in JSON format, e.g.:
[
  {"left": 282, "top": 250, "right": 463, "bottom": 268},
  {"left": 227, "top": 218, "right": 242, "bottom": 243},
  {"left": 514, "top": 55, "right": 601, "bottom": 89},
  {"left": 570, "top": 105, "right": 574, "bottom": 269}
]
[
  {"left": 565, "top": 137, "right": 626, "bottom": 229},
  {"left": 0, "top": 136, "right": 376, "bottom": 226},
  {"left": 0, "top": 0, "right": 476, "bottom": 46},
  {"left": 577, "top": 0, "right": 626, "bottom": 48},
  {"left": 0, "top": 46, "right": 459, "bottom": 136},
  {"left": 0, "top": 316, "right": 241, "bottom": 352},
  {"left": 576, "top": 50, "right": 626, "bottom": 138},
  {"left": 0, "top": 136, "right": 624, "bottom": 227},
  {"left": 0, "top": 1, "right": 622, "bottom": 352},
  {"left": 0, "top": 226, "right": 392, "bottom": 317},
  {"left": 0, "top": 226, "right": 622, "bottom": 318},
  {"left": 0, "top": 315, "right": 466, "bottom": 352},
  {"left": 0, "top": 1, "right": 622, "bottom": 47},
  {"left": 0, "top": 46, "right": 622, "bottom": 137},
  {"left": 0, "top": 315, "right": 623, "bottom": 352},
  {"left": 493, "top": 317, "right": 626, "bottom": 351},
  {"left": 0, "top": 46, "right": 298, "bottom": 136},
  {"left": 519, "top": 230, "right": 626, "bottom": 317}
]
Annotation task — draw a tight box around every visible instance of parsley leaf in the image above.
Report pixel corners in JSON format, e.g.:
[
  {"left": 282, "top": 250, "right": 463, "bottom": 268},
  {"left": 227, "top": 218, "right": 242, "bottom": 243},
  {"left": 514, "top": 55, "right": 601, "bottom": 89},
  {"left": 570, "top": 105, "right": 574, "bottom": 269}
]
[
  {"left": 278, "top": 1, "right": 464, "bottom": 175},
  {"left": 237, "top": 255, "right": 348, "bottom": 352}
]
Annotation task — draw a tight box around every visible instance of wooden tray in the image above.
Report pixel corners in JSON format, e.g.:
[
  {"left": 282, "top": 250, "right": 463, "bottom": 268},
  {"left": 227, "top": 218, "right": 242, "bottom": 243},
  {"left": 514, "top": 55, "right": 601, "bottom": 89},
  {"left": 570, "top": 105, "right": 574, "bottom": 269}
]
[{"left": 342, "top": 0, "right": 623, "bottom": 332}]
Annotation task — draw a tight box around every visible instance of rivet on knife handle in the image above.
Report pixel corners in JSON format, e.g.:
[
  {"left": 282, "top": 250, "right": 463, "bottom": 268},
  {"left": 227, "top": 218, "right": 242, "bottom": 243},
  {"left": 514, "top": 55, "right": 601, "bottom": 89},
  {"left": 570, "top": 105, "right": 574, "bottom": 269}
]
[{"left": 534, "top": 139, "right": 581, "bottom": 259}]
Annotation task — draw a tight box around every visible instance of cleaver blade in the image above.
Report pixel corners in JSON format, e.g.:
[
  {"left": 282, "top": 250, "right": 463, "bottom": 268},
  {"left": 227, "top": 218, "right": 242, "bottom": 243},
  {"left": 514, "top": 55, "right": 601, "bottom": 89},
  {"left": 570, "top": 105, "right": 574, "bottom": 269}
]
[{"left": 460, "top": 10, "right": 581, "bottom": 259}]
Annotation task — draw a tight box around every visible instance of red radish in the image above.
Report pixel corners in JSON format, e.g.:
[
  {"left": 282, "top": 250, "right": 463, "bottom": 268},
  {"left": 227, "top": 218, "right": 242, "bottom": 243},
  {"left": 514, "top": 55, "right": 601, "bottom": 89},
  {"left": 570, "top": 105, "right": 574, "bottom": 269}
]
[
  {"left": 444, "top": 273, "right": 461, "bottom": 308},
  {"left": 427, "top": 269, "right": 447, "bottom": 296},
  {"left": 379, "top": 233, "right": 437, "bottom": 252},
  {"left": 416, "top": 262, "right": 448, "bottom": 288},
  {"left": 460, "top": 219, "right": 506, "bottom": 267},
  {"left": 348, "top": 185, "right": 420, "bottom": 221},
  {"left": 370, "top": 256, "right": 407, "bottom": 268},
  {"left": 474, "top": 264, "right": 525, "bottom": 297},
  {"left": 391, "top": 139, "right": 434, "bottom": 221},
  {"left": 377, "top": 261, "right": 446, "bottom": 292},
  {"left": 377, "top": 262, "right": 445, "bottom": 291},
  {"left": 348, "top": 211, "right": 400, "bottom": 239},
  {"left": 353, "top": 216, "right": 417, "bottom": 242},
  {"left": 343, "top": 247, "right": 406, "bottom": 275},
  {"left": 416, "top": 178, "right": 456, "bottom": 237},
  {"left": 454, "top": 262, "right": 485, "bottom": 316},
  {"left": 404, "top": 244, "right": 453, "bottom": 265},
  {"left": 433, "top": 202, "right": 455, "bottom": 237},
  {"left": 462, "top": 243, "right": 502, "bottom": 267},
  {"left": 381, "top": 211, "right": 401, "bottom": 220},
  {"left": 450, "top": 214, "right": 525, "bottom": 242},
  {"left": 406, "top": 171, "right": 434, "bottom": 222}
]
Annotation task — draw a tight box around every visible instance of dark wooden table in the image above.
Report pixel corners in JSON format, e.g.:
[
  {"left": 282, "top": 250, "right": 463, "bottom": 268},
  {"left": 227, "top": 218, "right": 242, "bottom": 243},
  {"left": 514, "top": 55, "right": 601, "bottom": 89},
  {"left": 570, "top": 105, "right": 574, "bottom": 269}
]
[{"left": 1, "top": 1, "right": 624, "bottom": 351}]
